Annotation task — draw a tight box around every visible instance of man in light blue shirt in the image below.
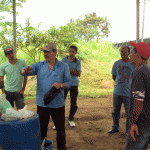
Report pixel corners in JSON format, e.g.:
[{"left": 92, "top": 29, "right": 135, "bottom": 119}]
[
  {"left": 21, "top": 42, "right": 71, "bottom": 150},
  {"left": 61, "top": 46, "right": 81, "bottom": 127}
]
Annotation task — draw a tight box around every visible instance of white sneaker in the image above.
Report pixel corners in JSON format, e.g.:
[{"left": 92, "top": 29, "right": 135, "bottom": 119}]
[
  {"left": 53, "top": 125, "right": 56, "bottom": 130},
  {"left": 68, "top": 121, "right": 75, "bottom": 127}
]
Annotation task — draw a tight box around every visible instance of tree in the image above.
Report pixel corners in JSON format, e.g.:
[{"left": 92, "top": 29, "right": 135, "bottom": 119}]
[
  {"left": 16, "top": 18, "right": 47, "bottom": 63},
  {"left": 0, "top": 0, "right": 26, "bottom": 52},
  {"left": 0, "top": 0, "right": 26, "bottom": 14},
  {"left": 0, "top": 17, "right": 78, "bottom": 64},
  {"left": 0, "top": 0, "right": 26, "bottom": 23},
  {"left": 46, "top": 24, "right": 78, "bottom": 56},
  {"left": 69, "top": 12, "right": 110, "bottom": 41},
  {"left": 16, "top": 18, "right": 78, "bottom": 63}
]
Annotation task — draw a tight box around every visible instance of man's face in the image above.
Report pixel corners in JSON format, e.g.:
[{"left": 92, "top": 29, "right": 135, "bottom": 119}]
[
  {"left": 69, "top": 48, "right": 77, "bottom": 58},
  {"left": 5, "top": 51, "right": 15, "bottom": 60},
  {"left": 43, "top": 50, "right": 57, "bottom": 62},
  {"left": 120, "top": 47, "right": 129, "bottom": 59},
  {"left": 129, "top": 47, "right": 139, "bottom": 66}
]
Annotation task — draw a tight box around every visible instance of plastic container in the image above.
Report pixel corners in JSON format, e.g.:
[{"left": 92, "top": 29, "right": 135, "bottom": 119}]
[
  {"left": 0, "top": 112, "right": 41, "bottom": 150},
  {"left": 41, "top": 140, "right": 53, "bottom": 150},
  {"left": 0, "top": 94, "right": 12, "bottom": 113}
]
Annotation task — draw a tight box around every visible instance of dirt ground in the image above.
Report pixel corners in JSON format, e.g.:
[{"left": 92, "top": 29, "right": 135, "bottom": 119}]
[{"left": 21, "top": 96, "right": 150, "bottom": 150}]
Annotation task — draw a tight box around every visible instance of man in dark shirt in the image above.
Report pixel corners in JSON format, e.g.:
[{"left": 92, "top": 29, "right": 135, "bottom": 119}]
[{"left": 125, "top": 41, "right": 150, "bottom": 149}]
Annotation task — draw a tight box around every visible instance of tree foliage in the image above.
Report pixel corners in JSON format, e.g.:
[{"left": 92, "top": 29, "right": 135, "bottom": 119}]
[
  {"left": 18, "top": 18, "right": 78, "bottom": 63},
  {"left": 69, "top": 12, "right": 110, "bottom": 41},
  {"left": 0, "top": 18, "right": 78, "bottom": 63},
  {"left": 0, "top": 0, "right": 26, "bottom": 14},
  {"left": 0, "top": 0, "right": 26, "bottom": 23},
  {"left": 46, "top": 24, "right": 78, "bottom": 56},
  {"left": 0, "top": 0, "right": 26, "bottom": 46},
  {"left": 0, "top": 9, "right": 111, "bottom": 63}
]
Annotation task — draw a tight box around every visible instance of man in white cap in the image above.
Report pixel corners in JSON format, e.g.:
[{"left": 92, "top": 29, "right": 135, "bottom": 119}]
[
  {"left": 125, "top": 41, "right": 150, "bottom": 149},
  {"left": 21, "top": 42, "right": 71, "bottom": 150}
]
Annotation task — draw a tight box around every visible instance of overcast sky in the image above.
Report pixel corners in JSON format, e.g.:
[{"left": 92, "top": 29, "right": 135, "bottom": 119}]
[{"left": 2, "top": 0, "right": 150, "bottom": 43}]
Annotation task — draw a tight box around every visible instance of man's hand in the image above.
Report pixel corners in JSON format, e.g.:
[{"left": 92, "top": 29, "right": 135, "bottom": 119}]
[
  {"left": 21, "top": 66, "right": 32, "bottom": 75},
  {"left": 51, "top": 82, "right": 61, "bottom": 89},
  {"left": 70, "top": 69, "right": 78, "bottom": 74},
  {"left": 70, "top": 69, "right": 81, "bottom": 77},
  {"left": 130, "top": 124, "right": 139, "bottom": 141},
  {"left": 18, "top": 88, "right": 25, "bottom": 95}
]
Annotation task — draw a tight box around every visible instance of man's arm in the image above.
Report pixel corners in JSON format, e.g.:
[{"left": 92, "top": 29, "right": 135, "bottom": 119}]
[
  {"left": 22, "top": 76, "right": 27, "bottom": 91},
  {"left": 131, "top": 73, "right": 145, "bottom": 125},
  {"left": 0, "top": 76, "right": 4, "bottom": 93},
  {"left": 130, "top": 99, "right": 143, "bottom": 141},
  {"left": 131, "top": 99, "right": 143, "bottom": 125},
  {"left": 129, "top": 71, "right": 145, "bottom": 141}
]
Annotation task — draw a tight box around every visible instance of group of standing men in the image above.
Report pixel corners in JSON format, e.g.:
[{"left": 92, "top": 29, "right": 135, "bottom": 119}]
[
  {"left": 0, "top": 43, "right": 81, "bottom": 150},
  {"left": 109, "top": 41, "right": 150, "bottom": 150},
  {"left": 1, "top": 41, "right": 150, "bottom": 150}
]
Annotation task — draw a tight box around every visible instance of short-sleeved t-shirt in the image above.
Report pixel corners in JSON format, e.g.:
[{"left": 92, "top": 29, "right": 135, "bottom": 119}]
[
  {"left": 0, "top": 59, "right": 27, "bottom": 92},
  {"left": 61, "top": 56, "right": 81, "bottom": 86},
  {"left": 112, "top": 59, "right": 135, "bottom": 97},
  {"left": 129, "top": 64, "right": 150, "bottom": 127}
]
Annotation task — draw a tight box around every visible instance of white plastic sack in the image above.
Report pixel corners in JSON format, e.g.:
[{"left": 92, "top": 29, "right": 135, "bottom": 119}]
[
  {"left": 1, "top": 106, "right": 34, "bottom": 121},
  {"left": 18, "top": 106, "right": 34, "bottom": 118},
  {"left": 1, "top": 108, "right": 22, "bottom": 121}
]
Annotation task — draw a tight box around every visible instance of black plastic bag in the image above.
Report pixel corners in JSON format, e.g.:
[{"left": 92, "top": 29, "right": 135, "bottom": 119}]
[{"left": 44, "top": 86, "right": 61, "bottom": 105}]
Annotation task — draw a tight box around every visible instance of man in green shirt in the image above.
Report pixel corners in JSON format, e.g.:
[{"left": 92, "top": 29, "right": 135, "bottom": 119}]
[{"left": 0, "top": 46, "right": 27, "bottom": 110}]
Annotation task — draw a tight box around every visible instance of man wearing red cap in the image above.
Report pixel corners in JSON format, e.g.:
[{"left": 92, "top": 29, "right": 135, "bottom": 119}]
[{"left": 125, "top": 41, "right": 150, "bottom": 149}]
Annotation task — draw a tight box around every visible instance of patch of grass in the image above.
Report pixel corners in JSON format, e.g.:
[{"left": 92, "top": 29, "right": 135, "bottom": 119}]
[
  {"left": 74, "top": 40, "right": 120, "bottom": 62},
  {"left": 78, "top": 84, "right": 113, "bottom": 98}
]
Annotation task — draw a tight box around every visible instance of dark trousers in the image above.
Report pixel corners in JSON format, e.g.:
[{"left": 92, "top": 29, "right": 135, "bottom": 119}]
[
  {"left": 37, "top": 105, "right": 66, "bottom": 150},
  {"left": 4, "top": 90, "right": 25, "bottom": 109},
  {"left": 64, "top": 86, "right": 78, "bottom": 121}
]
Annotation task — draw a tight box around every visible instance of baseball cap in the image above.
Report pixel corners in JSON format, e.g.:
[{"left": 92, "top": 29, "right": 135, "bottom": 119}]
[
  {"left": 43, "top": 42, "right": 57, "bottom": 51},
  {"left": 4, "top": 46, "right": 13, "bottom": 54},
  {"left": 129, "top": 41, "right": 150, "bottom": 60}
]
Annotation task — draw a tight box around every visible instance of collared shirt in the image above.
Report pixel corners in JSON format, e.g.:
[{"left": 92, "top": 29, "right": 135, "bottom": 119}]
[
  {"left": 61, "top": 56, "right": 81, "bottom": 86},
  {"left": 21, "top": 59, "right": 71, "bottom": 108}
]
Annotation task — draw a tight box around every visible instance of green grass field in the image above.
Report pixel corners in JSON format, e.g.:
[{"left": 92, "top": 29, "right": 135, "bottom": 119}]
[{"left": 0, "top": 40, "right": 121, "bottom": 99}]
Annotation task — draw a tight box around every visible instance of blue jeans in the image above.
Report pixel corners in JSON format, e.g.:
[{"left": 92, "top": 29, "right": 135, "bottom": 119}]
[
  {"left": 125, "top": 123, "right": 150, "bottom": 150},
  {"left": 112, "top": 94, "right": 130, "bottom": 133}
]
